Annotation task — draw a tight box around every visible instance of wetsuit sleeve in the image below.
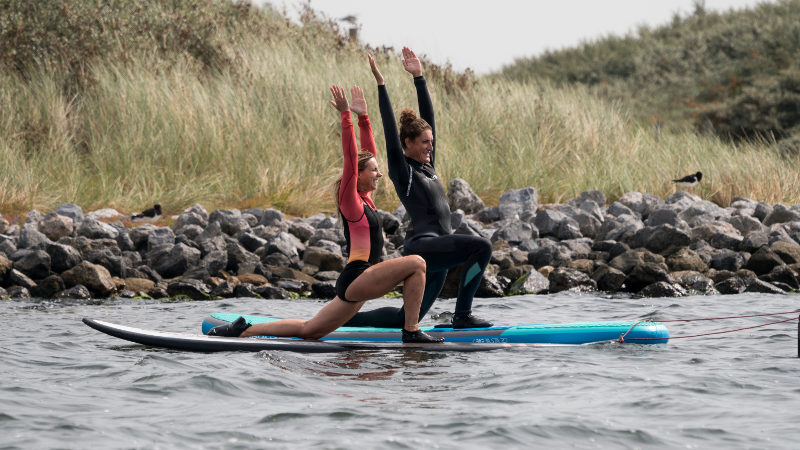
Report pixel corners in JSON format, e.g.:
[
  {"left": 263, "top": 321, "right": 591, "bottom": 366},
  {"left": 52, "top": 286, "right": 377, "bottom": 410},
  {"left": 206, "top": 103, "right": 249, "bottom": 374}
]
[
  {"left": 414, "top": 76, "right": 436, "bottom": 166},
  {"left": 378, "top": 84, "right": 410, "bottom": 192},
  {"left": 338, "top": 111, "right": 363, "bottom": 222},
  {"left": 357, "top": 114, "right": 378, "bottom": 207},
  {"left": 357, "top": 114, "right": 377, "bottom": 158}
]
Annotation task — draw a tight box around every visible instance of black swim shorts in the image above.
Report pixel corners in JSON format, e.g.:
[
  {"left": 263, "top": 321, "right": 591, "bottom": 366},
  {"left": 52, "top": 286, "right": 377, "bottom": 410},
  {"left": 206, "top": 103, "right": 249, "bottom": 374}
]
[{"left": 335, "top": 260, "right": 371, "bottom": 302}]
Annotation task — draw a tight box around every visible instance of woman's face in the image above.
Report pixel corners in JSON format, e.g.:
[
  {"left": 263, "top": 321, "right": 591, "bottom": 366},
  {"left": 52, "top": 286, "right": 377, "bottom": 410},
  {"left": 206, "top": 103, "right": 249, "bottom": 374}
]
[
  {"left": 357, "top": 157, "right": 382, "bottom": 192},
  {"left": 404, "top": 129, "right": 433, "bottom": 164}
]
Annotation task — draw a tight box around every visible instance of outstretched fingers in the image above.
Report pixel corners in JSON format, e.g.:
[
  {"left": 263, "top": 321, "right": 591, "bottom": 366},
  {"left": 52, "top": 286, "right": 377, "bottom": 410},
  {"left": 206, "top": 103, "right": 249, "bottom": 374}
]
[
  {"left": 350, "top": 85, "right": 367, "bottom": 116},
  {"left": 368, "top": 53, "right": 385, "bottom": 85},
  {"left": 402, "top": 46, "right": 422, "bottom": 77},
  {"left": 329, "top": 85, "right": 349, "bottom": 112}
]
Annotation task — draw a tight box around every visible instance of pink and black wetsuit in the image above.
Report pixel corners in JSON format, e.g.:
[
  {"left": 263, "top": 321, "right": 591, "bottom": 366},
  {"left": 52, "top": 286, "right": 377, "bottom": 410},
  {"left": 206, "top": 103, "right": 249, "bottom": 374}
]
[{"left": 334, "top": 111, "right": 384, "bottom": 302}]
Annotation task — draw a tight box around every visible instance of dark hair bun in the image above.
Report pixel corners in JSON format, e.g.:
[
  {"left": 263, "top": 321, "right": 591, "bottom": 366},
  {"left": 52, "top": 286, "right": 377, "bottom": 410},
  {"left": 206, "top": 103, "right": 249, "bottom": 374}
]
[{"left": 399, "top": 108, "right": 417, "bottom": 127}]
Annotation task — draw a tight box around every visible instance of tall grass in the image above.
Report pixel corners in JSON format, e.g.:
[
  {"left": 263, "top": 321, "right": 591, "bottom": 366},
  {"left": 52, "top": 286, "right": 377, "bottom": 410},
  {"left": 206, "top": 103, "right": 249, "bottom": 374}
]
[{"left": 1, "top": 0, "right": 799, "bottom": 218}]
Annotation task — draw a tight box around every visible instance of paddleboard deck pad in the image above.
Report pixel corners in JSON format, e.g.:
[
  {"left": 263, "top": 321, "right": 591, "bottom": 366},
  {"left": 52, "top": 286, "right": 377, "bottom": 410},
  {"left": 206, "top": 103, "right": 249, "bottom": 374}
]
[
  {"left": 202, "top": 313, "right": 669, "bottom": 345},
  {"left": 83, "top": 318, "right": 577, "bottom": 353}
]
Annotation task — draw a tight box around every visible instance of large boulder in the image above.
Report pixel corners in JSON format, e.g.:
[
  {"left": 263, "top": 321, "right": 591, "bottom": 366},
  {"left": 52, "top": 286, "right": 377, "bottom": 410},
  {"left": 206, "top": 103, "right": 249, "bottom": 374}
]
[
  {"left": 54, "top": 203, "right": 84, "bottom": 222},
  {"left": 45, "top": 243, "right": 83, "bottom": 273},
  {"left": 61, "top": 261, "right": 115, "bottom": 297},
  {"left": 447, "top": 178, "right": 485, "bottom": 214},
  {"left": 303, "top": 247, "right": 345, "bottom": 272},
  {"left": 547, "top": 267, "right": 596, "bottom": 293},
  {"left": 691, "top": 221, "right": 743, "bottom": 249},
  {"left": 498, "top": 187, "right": 538, "bottom": 220},
  {"left": 77, "top": 218, "right": 119, "bottom": 240},
  {"left": 666, "top": 248, "right": 708, "bottom": 273},
  {"left": 744, "top": 246, "right": 785, "bottom": 275},
  {"left": 13, "top": 250, "right": 51, "bottom": 280},
  {"left": 617, "top": 192, "right": 663, "bottom": 219},
  {"left": 763, "top": 204, "right": 800, "bottom": 226},
  {"left": 208, "top": 209, "right": 250, "bottom": 236},
  {"left": 38, "top": 213, "right": 75, "bottom": 241}
]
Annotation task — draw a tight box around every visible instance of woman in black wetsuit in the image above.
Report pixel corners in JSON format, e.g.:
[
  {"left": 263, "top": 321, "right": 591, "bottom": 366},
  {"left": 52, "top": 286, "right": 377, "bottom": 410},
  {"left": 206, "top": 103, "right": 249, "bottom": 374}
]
[{"left": 345, "top": 48, "right": 493, "bottom": 329}]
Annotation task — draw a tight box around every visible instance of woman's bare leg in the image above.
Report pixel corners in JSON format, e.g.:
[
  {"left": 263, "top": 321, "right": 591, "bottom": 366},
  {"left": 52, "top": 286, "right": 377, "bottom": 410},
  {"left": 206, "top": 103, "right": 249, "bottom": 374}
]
[
  {"left": 240, "top": 297, "right": 365, "bottom": 340},
  {"left": 344, "top": 255, "right": 426, "bottom": 331}
]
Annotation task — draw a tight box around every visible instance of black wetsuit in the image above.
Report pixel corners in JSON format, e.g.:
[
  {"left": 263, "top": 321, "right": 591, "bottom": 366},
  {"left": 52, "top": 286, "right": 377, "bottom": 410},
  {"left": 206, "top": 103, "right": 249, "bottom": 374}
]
[{"left": 345, "top": 77, "right": 492, "bottom": 328}]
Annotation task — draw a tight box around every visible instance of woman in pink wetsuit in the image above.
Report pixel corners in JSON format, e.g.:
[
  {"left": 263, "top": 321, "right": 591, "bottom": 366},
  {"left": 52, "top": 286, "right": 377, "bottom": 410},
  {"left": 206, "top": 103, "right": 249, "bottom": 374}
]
[{"left": 208, "top": 85, "right": 443, "bottom": 344}]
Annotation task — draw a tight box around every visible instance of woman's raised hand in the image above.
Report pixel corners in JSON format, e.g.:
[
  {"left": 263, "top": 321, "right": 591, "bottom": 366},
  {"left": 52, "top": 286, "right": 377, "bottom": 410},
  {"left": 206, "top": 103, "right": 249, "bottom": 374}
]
[
  {"left": 349, "top": 86, "right": 367, "bottom": 116},
  {"left": 368, "top": 53, "right": 385, "bottom": 86},
  {"left": 402, "top": 47, "right": 422, "bottom": 77},
  {"left": 329, "top": 85, "right": 349, "bottom": 112}
]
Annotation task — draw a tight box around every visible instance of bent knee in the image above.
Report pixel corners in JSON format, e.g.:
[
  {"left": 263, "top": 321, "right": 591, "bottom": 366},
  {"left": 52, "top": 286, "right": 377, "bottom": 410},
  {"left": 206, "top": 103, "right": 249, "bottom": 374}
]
[{"left": 409, "top": 254, "right": 426, "bottom": 272}]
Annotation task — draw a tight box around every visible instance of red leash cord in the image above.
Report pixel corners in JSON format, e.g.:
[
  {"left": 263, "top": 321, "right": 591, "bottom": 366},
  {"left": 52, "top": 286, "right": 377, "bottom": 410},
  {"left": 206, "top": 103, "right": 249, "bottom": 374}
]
[{"left": 618, "top": 309, "right": 800, "bottom": 343}]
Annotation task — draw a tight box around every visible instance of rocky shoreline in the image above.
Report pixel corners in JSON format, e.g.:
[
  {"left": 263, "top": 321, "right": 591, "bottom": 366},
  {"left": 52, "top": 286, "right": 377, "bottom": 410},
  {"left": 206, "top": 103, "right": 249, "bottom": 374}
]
[{"left": 2, "top": 179, "right": 800, "bottom": 301}]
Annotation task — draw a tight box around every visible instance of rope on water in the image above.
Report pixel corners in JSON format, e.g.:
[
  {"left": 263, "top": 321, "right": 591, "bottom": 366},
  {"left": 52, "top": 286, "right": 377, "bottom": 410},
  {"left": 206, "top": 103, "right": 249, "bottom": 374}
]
[{"left": 618, "top": 309, "right": 800, "bottom": 343}]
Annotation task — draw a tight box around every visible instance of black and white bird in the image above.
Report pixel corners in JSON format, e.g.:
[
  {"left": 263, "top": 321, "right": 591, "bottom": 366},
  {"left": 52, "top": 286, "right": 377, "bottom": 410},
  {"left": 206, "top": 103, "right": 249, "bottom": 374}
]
[
  {"left": 131, "top": 204, "right": 162, "bottom": 222},
  {"left": 672, "top": 171, "right": 702, "bottom": 190}
]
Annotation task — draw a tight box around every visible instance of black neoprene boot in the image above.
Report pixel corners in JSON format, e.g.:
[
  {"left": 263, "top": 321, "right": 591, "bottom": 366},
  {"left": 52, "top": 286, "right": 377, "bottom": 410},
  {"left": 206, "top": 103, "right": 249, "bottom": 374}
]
[
  {"left": 208, "top": 316, "right": 251, "bottom": 337},
  {"left": 452, "top": 312, "right": 493, "bottom": 329},
  {"left": 402, "top": 329, "right": 445, "bottom": 343}
]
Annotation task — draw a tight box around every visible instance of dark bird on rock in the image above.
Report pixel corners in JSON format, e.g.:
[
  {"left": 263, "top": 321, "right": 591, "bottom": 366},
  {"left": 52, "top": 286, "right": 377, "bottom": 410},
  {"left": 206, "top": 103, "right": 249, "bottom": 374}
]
[
  {"left": 131, "top": 204, "right": 162, "bottom": 222},
  {"left": 672, "top": 172, "right": 702, "bottom": 190}
]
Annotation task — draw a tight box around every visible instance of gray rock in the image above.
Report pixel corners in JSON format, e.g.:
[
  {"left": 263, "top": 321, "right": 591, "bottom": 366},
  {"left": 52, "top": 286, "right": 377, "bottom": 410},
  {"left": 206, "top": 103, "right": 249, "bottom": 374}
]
[
  {"left": 448, "top": 178, "right": 485, "bottom": 214},
  {"left": 61, "top": 261, "right": 115, "bottom": 297},
  {"left": 671, "top": 270, "right": 715, "bottom": 293},
  {"left": 760, "top": 265, "right": 800, "bottom": 290},
  {"left": 629, "top": 224, "right": 691, "bottom": 254},
  {"left": 7, "top": 286, "right": 31, "bottom": 299},
  {"left": 146, "top": 227, "right": 176, "bottom": 251},
  {"left": 0, "top": 254, "right": 12, "bottom": 279},
  {"left": 666, "top": 248, "right": 708, "bottom": 272},
  {"left": 46, "top": 243, "right": 83, "bottom": 273},
  {"left": 591, "top": 265, "right": 627, "bottom": 292},
  {"left": 303, "top": 247, "right": 345, "bottom": 272},
  {"left": 166, "top": 279, "right": 211, "bottom": 300},
  {"left": 744, "top": 246, "right": 785, "bottom": 275},
  {"left": 771, "top": 241, "right": 800, "bottom": 265},
  {"left": 311, "top": 280, "right": 337, "bottom": 299},
  {"left": 646, "top": 207, "right": 687, "bottom": 229},
  {"left": 210, "top": 280, "right": 237, "bottom": 298},
  {"left": 226, "top": 240, "right": 263, "bottom": 275},
  {"left": 744, "top": 279, "right": 785, "bottom": 294},
  {"left": 175, "top": 224, "right": 204, "bottom": 241},
  {"left": 288, "top": 219, "right": 315, "bottom": 242},
  {"left": 153, "top": 243, "right": 201, "bottom": 278},
  {"left": 741, "top": 230, "right": 769, "bottom": 253},
  {"left": 548, "top": 267, "right": 596, "bottom": 293},
  {"left": 507, "top": 268, "right": 550, "bottom": 294},
  {"left": 13, "top": 250, "right": 51, "bottom": 280},
  {"left": 55, "top": 203, "right": 84, "bottom": 222},
  {"left": 31, "top": 274, "right": 65, "bottom": 298},
  {"left": 19, "top": 224, "right": 52, "bottom": 249},
  {"left": 638, "top": 281, "right": 687, "bottom": 297},
  {"left": 8, "top": 269, "right": 37, "bottom": 289},
  {"left": 209, "top": 209, "right": 251, "bottom": 236},
  {"left": 255, "top": 284, "right": 290, "bottom": 299},
  {"left": 568, "top": 190, "right": 606, "bottom": 208},
  {"left": 691, "top": 221, "right": 743, "bottom": 249},
  {"left": 709, "top": 249, "right": 747, "bottom": 272},
  {"left": 491, "top": 219, "right": 535, "bottom": 245},
  {"left": 609, "top": 249, "right": 666, "bottom": 275},
  {"left": 623, "top": 261, "right": 671, "bottom": 292},
  {"left": 38, "top": 213, "right": 75, "bottom": 241},
  {"left": 665, "top": 190, "right": 702, "bottom": 210},
  {"left": 753, "top": 202, "right": 773, "bottom": 222},
  {"left": 498, "top": 187, "right": 538, "bottom": 220},
  {"left": 258, "top": 208, "right": 286, "bottom": 227},
  {"left": 726, "top": 215, "right": 765, "bottom": 235},
  {"left": 600, "top": 214, "right": 644, "bottom": 242},
  {"left": 276, "top": 279, "right": 309, "bottom": 293},
  {"left": 528, "top": 245, "right": 573, "bottom": 268},
  {"left": 475, "top": 206, "right": 501, "bottom": 223},
  {"left": 77, "top": 218, "right": 119, "bottom": 240},
  {"left": 87, "top": 249, "right": 126, "bottom": 277},
  {"left": 309, "top": 228, "right": 345, "bottom": 247},
  {"left": 239, "top": 232, "right": 267, "bottom": 253},
  {"left": 233, "top": 283, "right": 258, "bottom": 298},
  {"left": 763, "top": 204, "right": 800, "bottom": 226},
  {"left": 534, "top": 209, "right": 567, "bottom": 237},
  {"left": 618, "top": 192, "right": 663, "bottom": 219}
]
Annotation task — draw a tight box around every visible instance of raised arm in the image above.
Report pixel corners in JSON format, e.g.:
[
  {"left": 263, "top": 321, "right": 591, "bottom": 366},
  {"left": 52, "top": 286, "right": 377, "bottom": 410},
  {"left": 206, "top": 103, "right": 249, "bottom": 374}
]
[
  {"left": 369, "top": 54, "right": 408, "bottom": 190},
  {"left": 403, "top": 47, "right": 436, "bottom": 165},
  {"left": 331, "top": 85, "right": 362, "bottom": 221},
  {"left": 350, "top": 85, "right": 376, "bottom": 158}
]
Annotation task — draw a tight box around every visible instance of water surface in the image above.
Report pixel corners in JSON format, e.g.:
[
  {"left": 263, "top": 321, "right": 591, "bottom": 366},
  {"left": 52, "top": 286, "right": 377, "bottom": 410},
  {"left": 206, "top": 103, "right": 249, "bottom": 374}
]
[{"left": 2, "top": 293, "right": 799, "bottom": 449}]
